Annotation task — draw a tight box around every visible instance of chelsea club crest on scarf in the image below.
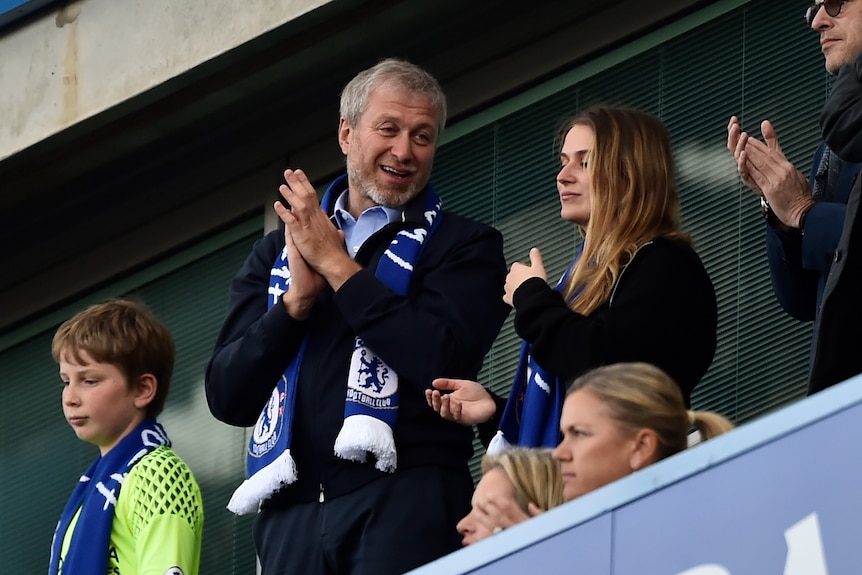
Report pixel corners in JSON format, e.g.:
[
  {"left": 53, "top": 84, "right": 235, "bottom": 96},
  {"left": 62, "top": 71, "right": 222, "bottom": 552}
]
[
  {"left": 251, "top": 385, "right": 286, "bottom": 458},
  {"left": 334, "top": 339, "right": 400, "bottom": 470}
]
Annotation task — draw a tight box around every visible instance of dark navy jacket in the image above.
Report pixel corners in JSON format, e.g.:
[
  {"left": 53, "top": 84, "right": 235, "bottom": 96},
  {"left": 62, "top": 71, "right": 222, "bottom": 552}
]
[
  {"left": 765, "top": 144, "right": 861, "bottom": 323},
  {"left": 205, "top": 184, "right": 509, "bottom": 504}
]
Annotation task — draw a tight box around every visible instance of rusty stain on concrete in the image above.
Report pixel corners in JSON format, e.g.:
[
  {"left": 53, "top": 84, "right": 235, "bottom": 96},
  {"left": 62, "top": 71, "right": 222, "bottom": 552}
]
[
  {"left": 57, "top": 3, "right": 82, "bottom": 124},
  {"left": 55, "top": 2, "right": 81, "bottom": 27}
]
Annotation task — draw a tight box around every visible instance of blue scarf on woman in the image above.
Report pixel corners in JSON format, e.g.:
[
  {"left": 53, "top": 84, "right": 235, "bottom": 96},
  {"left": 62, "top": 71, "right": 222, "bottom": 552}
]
[
  {"left": 488, "top": 244, "right": 583, "bottom": 453},
  {"left": 227, "top": 175, "right": 442, "bottom": 515},
  {"left": 48, "top": 419, "right": 170, "bottom": 575}
]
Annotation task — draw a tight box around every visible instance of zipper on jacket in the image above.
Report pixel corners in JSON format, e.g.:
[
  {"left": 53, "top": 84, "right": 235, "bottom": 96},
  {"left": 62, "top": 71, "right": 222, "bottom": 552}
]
[{"left": 319, "top": 482, "right": 325, "bottom": 503}]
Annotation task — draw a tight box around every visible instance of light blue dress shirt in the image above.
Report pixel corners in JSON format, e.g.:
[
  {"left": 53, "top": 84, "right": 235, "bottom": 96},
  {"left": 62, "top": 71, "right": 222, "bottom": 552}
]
[{"left": 332, "top": 190, "right": 401, "bottom": 259}]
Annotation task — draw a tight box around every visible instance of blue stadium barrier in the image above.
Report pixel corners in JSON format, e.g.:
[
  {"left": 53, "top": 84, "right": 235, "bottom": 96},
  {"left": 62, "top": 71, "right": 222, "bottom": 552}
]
[{"left": 408, "top": 373, "right": 862, "bottom": 574}]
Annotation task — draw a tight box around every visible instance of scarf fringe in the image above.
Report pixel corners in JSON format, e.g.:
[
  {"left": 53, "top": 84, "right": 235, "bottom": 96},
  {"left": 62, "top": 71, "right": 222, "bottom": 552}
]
[
  {"left": 227, "top": 449, "right": 297, "bottom": 515},
  {"left": 334, "top": 415, "right": 397, "bottom": 472},
  {"left": 487, "top": 430, "right": 513, "bottom": 455}
]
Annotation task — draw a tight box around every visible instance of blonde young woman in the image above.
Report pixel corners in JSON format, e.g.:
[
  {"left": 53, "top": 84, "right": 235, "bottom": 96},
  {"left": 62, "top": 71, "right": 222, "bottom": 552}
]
[
  {"left": 553, "top": 362, "right": 734, "bottom": 501},
  {"left": 456, "top": 448, "right": 563, "bottom": 546},
  {"left": 427, "top": 105, "right": 718, "bottom": 451}
]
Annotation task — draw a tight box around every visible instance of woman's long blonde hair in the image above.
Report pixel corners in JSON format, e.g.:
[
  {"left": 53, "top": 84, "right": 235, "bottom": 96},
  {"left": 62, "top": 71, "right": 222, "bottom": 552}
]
[
  {"left": 560, "top": 106, "right": 689, "bottom": 314},
  {"left": 481, "top": 448, "right": 564, "bottom": 513}
]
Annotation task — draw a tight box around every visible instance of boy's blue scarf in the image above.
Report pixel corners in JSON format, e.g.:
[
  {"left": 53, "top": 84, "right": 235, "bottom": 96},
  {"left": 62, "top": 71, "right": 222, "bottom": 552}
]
[
  {"left": 228, "top": 175, "right": 441, "bottom": 515},
  {"left": 488, "top": 245, "right": 583, "bottom": 454},
  {"left": 48, "top": 419, "right": 170, "bottom": 575}
]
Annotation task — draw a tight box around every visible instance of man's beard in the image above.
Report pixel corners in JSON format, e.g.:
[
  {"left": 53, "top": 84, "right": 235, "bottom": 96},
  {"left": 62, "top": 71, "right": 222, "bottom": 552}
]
[
  {"left": 365, "top": 181, "right": 420, "bottom": 208},
  {"left": 348, "top": 157, "right": 423, "bottom": 209}
]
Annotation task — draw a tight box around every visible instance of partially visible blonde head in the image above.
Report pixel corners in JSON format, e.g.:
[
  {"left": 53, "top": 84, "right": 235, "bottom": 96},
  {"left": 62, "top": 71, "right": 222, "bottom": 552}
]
[
  {"left": 559, "top": 106, "right": 688, "bottom": 314},
  {"left": 481, "top": 448, "right": 564, "bottom": 513},
  {"left": 567, "top": 363, "right": 734, "bottom": 461}
]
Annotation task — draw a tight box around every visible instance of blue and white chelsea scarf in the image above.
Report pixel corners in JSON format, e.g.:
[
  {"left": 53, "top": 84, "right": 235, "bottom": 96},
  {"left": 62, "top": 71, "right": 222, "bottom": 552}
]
[
  {"left": 227, "top": 175, "right": 442, "bottom": 515},
  {"left": 488, "top": 244, "right": 584, "bottom": 454},
  {"left": 48, "top": 419, "right": 170, "bottom": 575}
]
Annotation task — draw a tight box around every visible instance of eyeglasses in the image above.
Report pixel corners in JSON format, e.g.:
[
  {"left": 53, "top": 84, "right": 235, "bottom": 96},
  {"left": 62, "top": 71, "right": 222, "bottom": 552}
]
[{"left": 805, "top": 0, "right": 847, "bottom": 28}]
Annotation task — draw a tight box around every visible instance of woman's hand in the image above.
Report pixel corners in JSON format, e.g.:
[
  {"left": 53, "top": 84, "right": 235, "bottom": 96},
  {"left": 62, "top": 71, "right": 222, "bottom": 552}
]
[
  {"left": 425, "top": 378, "right": 497, "bottom": 425},
  {"left": 504, "top": 248, "right": 547, "bottom": 306},
  {"left": 476, "top": 496, "right": 544, "bottom": 535}
]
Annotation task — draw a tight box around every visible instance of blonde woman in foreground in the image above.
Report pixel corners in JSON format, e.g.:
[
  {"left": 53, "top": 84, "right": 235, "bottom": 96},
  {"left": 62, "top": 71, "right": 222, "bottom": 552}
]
[
  {"left": 553, "top": 362, "right": 735, "bottom": 501},
  {"left": 456, "top": 362, "right": 734, "bottom": 538}
]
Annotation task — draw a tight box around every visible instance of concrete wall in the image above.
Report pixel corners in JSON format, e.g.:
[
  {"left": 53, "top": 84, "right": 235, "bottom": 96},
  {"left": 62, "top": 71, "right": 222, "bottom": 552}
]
[{"left": 0, "top": 0, "right": 330, "bottom": 161}]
